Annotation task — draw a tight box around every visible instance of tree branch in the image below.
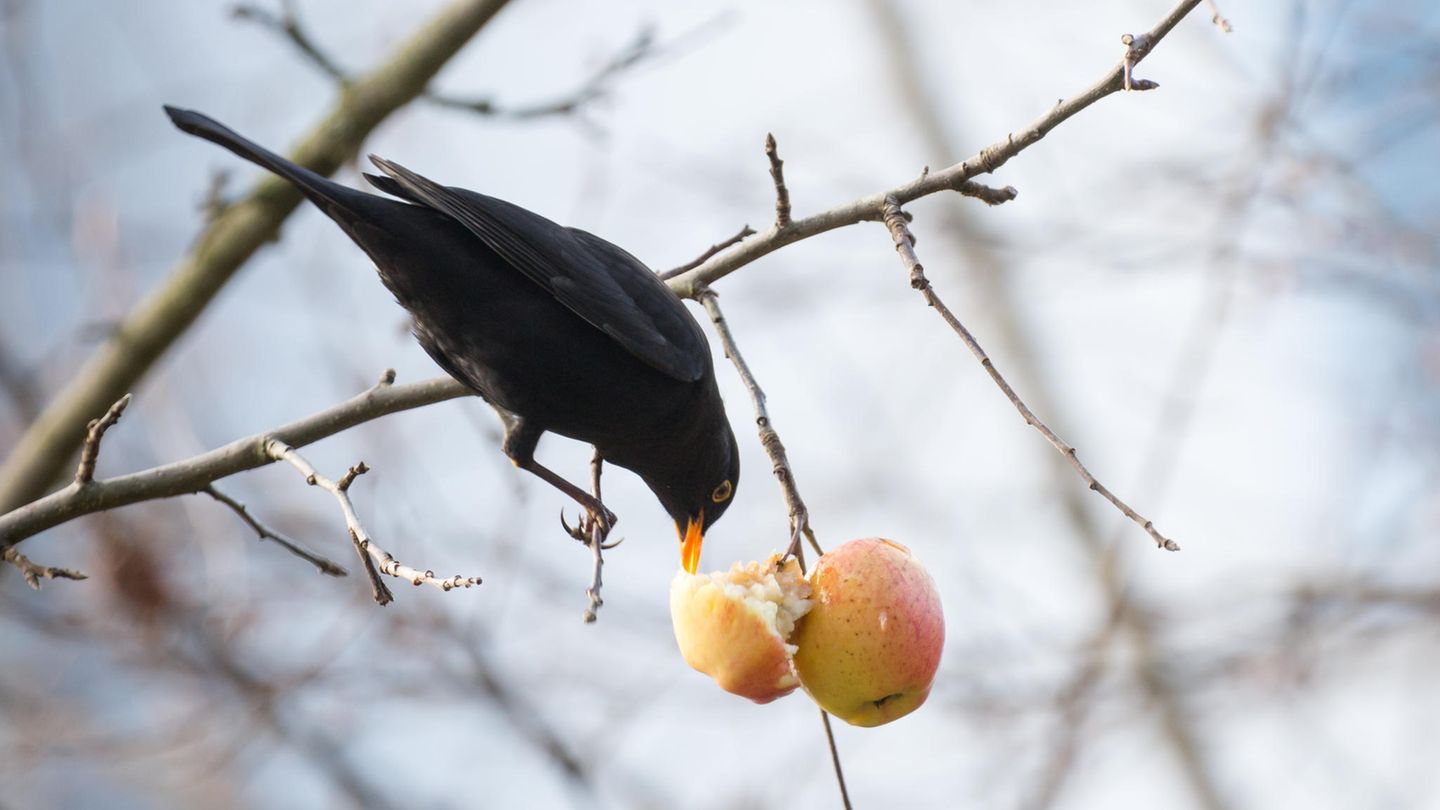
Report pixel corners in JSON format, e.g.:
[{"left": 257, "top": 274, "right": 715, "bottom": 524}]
[
  {"left": 203, "top": 485, "right": 348, "bottom": 576},
  {"left": 696, "top": 288, "right": 823, "bottom": 565},
  {"left": 3, "top": 545, "right": 87, "bottom": 590},
  {"left": 880, "top": 197, "right": 1179, "bottom": 551},
  {"left": 235, "top": 0, "right": 687, "bottom": 124},
  {"left": 74, "top": 394, "right": 131, "bottom": 485},
  {"left": 0, "top": 374, "right": 470, "bottom": 548},
  {"left": 695, "top": 287, "right": 848, "bottom": 807},
  {"left": 765, "top": 133, "right": 792, "bottom": 229},
  {"left": 267, "top": 440, "right": 481, "bottom": 605},
  {"left": 0, "top": 0, "right": 514, "bottom": 516},
  {"left": 663, "top": 0, "right": 1205, "bottom": 299}
]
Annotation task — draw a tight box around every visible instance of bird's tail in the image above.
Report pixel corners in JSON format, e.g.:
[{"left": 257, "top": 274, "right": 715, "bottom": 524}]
[{"left": 164, "top": 106, "right": 363, "bottom": 214}]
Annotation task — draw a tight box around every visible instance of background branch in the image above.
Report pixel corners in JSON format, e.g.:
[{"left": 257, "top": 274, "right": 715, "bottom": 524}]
[
  {"left": 202, "top": 484, "right": 348, "bottom": 576},
  {"left": 0, "top": 0, "right": 514, "bottom": 517}
]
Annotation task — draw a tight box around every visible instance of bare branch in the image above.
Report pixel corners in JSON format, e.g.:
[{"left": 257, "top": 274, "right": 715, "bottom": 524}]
[
  {"left": 695, "top": 287, "right": 848, "bottom": 809},
  {"left": 231, "top": 0, "right": 348, "bottom": 83},
  {"left": 659, "top": 225, "right": 755, "bottom": 280},
  {"left": 3, "top": 545, "right": 87, "bottom": 590},
  {"left": 696, "top": 290, "right": 822, "bottom": 565},
  {"left": 203, "top": 485, "right": 347, "bottom": 576},
  {"left": 0, "top": 375, "right": 470, "bottom": 547},
  {"left": 267, "top": 440, "right": 481, "bottom": 605},
  {"left": 819, "top": 709, "right": 854, "bottom": 810},
  {"left": 765, "top": 133, "right": 792, "bottom": 229},
  {"left": 664, "top": 0, "right": 1207, "bottom": 299},
  {"left": 235, "top": 2, "right": 680, "bottom": 124},
  {"left": 880, "top": 198, "right": 1179, "bottom": 552},
  {"left": 74, "top": 394, "right": 131, "bottom": 485}
]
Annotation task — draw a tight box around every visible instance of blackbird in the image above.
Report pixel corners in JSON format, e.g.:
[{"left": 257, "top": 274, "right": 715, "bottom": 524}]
[{"left": 165, "top": 106, "right": 737, "bottom": 574}]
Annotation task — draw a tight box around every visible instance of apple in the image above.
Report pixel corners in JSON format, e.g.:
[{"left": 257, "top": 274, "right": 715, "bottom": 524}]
[
  {"left": 791, "top": 538, "right": 944, "bottom": 727},
  {"left": 669, "top": 554, "right": 813, "bottom": 704}
]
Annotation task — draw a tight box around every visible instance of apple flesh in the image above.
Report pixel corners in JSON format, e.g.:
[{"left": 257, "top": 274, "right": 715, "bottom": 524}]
[
  {"left": 791, "top": 538, "right": 944, "bottom": 727},
  {"left": 669, "top": 555, "right": 813, "bottom": 704}
]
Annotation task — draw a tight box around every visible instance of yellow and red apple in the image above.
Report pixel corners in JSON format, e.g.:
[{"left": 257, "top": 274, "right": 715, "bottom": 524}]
[
  {"left": 791, "top": 538, "right": 944, "bottom": 727},
  {"left": 669, "top": 538, "right": 944, "bottom": 726},
  {"left": 669, "top": 554, "right": 812, "bottom": 704}
]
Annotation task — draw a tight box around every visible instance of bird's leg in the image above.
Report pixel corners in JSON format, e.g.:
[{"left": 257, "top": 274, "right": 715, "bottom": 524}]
[{"left": 501, "top": 416, "right": 617, "bottom": 538}]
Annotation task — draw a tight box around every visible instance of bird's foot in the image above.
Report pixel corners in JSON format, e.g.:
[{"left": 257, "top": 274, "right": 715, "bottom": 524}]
[{"left": 560, "top": 503, "right": 619, "bottom": 548}]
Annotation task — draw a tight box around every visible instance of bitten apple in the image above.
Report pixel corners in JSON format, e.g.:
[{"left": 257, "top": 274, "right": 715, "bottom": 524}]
[
  {"left": 791, "top": 538, "right": 944, "bottom": 727},
  {"left": 669, "top": 555, "right": 813, "bottom": 704}
]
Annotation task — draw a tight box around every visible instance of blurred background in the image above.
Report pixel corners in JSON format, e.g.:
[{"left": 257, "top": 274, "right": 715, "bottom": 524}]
[{"left": 3, "top": 0, "right": 1438, "bottom": 808}]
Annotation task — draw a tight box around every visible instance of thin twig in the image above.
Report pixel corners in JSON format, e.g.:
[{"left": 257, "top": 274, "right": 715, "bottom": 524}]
[
  {"left": 582, "top": 449, "right": 605, "bottom": 623},
  {"left": 880, "top": 198, "right": 1180, "bottom": 551},
  {"left": 765, "top": 133, "right": 792, "bottom": 229},
  {"left": 696, "top": 288, "right": 822, "bottom": 564},
  {"left": 3, "top": 545, "right": 87, "bottom": 590},
  {"left": 231, "top": 1, "right": 349, "bottom": 83},
  {"left": 697, "top": 286, "right": 845, "bottom": 806},
  {"left": 235, "top": 1, "right": 673, "bottom": 123},
  {"left": 75, "top": 394, "right": 131, "bottom": 485},
  {"left": 819, "top": 709, "right": 854, "bottom": 810},
  {"left": 265, "top": 440, "right": 482, "bottom": 606},
  {"left": 427, "top": 28, "right": 658, "bottom": 121},
  {"left": 664, "top": 0, "right": 1208, "bottom": 299},
  {"left": 203, "top": 485, "right": 348, "bottom": 576},
  {"left": 659, "top": 225, "right": 756, "bottom": 280}
]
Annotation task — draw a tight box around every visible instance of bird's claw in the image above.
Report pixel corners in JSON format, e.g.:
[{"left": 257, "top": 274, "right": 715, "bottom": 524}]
[{"left": 560, "top": 504, "right": 617, "bottom": 546}]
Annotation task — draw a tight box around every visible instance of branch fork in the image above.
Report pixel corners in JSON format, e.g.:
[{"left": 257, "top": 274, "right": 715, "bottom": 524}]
[{"left": 265, "top": 439, "right": 482, "bottom": 605}]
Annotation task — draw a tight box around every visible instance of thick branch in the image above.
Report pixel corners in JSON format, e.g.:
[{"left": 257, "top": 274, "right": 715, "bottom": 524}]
[
  {"left": 880, "top": 198, "right": 1179, "bottom": 552},
  {"left": 0, "top": 375, "right": 470, "bottom": 547},
  {"left": 664, "top": 0, "right": 1203, "bottom": 299},
  {"left": 0, "top": 0, "right": 514, "bottom": 515}
]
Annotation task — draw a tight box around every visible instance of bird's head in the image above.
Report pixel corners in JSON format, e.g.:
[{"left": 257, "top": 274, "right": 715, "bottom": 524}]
[{"left": 655, "top": 423, "right": 739, "bottom": 575}]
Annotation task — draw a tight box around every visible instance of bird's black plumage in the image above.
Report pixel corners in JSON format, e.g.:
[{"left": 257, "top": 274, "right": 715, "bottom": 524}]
[{"left": 164, "top": 106, "right": 738, "bottom": 568}]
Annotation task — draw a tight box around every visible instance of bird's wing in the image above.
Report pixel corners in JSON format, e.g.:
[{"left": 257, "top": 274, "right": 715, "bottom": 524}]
[{"left": 368, "top": 156, "right": 706, "bottom": 383}]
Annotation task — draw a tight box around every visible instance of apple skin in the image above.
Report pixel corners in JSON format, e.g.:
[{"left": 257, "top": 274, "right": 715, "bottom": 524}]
[
  {"left": 791, "top": 538, "right": 944, "bottom": 727},
  {"left": 669, "top": 558, "right": 806, "bottom": 704}
]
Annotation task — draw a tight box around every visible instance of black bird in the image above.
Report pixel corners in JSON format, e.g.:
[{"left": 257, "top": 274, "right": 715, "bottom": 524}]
[{"left": 165, "top": 106, "right": 737, "bottom": 573}]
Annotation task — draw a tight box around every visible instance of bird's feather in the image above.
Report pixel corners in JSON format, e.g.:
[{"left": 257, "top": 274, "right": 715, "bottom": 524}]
[{"left": 368, "top": 156, "right": 707, "bottom": 383}]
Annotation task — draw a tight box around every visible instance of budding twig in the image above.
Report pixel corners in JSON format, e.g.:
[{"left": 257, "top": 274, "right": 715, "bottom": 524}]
[
  {"left": 765, "top": 133, "right": 792, "bottom": 229},
  {"left": 266, "top": 440, "right": 482, "bottom": 605},
  {"left": 75, "top": 394, "right": 131, "bottom": 485},
  {"left": 3, "top": 545, "right": 87, "bottom": 590}
]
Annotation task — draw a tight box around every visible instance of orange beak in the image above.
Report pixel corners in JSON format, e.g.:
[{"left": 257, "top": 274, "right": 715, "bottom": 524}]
[{"left": 680, "top": 513, "right": 704, "bottom": 574}]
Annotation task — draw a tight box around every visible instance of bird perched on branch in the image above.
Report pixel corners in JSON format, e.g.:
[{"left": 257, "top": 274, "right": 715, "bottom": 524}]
[{"left": 165, "top": 106, "right": 737, "bottom": 574}]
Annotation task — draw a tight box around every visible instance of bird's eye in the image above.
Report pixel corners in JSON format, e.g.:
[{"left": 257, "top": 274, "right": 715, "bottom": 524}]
[{"left": 710, "top": 480, "right": 733, "bottom": 503}]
